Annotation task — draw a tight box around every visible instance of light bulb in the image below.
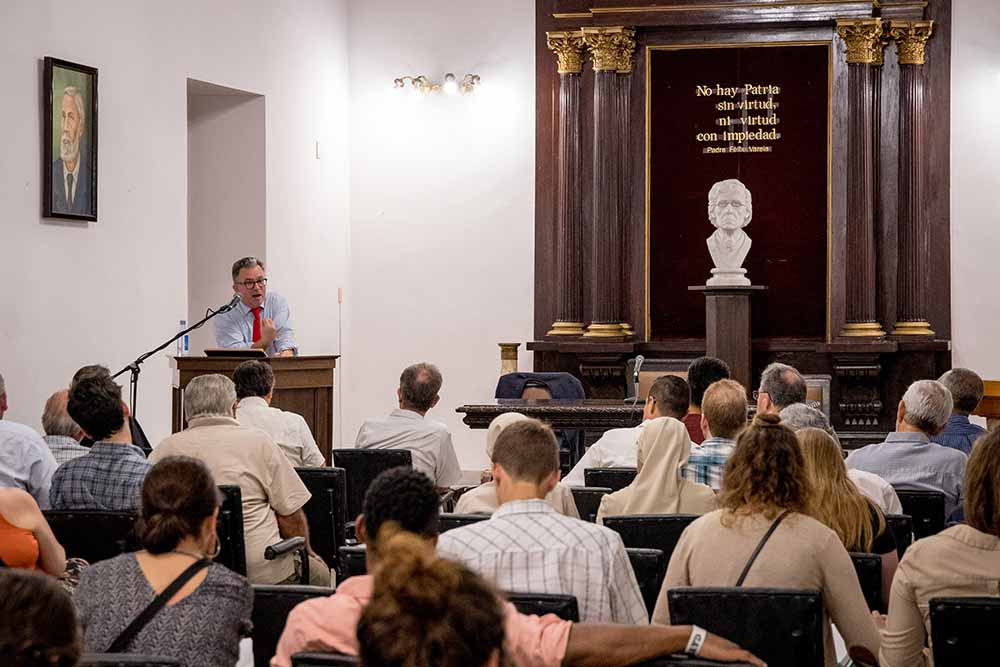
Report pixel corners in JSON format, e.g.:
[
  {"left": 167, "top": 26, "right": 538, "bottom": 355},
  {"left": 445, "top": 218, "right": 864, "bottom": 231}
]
[{"left": 443, "top": 73, "right": 458, "bottom": 95}]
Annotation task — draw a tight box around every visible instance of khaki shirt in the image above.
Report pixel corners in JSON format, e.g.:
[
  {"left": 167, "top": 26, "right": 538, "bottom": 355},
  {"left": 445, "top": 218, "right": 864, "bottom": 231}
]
[{"left": 151, "top": 416, "right": 311, "bottom": 584}]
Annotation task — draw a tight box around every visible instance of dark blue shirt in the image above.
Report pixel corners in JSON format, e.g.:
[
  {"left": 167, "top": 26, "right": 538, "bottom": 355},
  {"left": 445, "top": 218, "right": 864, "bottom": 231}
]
[{"left": 934, "top": 414, "right": 987, "bottom": 456}]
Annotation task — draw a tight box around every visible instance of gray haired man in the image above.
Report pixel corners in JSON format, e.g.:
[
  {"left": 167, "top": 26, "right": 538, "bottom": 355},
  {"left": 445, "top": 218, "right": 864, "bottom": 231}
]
[
  {"left": 846, "top": 379, "right": 967, "bottom": 518},
  {"left": 41, "top": 390, "right": 88, "bottom": 465},
  {"left": 756, "top": 362, "right": 807, "bottom": 415}
]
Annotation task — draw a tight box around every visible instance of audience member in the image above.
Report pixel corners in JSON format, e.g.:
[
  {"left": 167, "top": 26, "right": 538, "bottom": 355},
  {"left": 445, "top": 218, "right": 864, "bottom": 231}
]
[
  {"left": 41, "top": 390, "right": 88, "bottom": 465},
  {"left": 756, "top": 362, "right": 807, "bottom": 415},
  {"left": 683, "top": 379, "right": 747, "bottom": 490},
  {"left": 69, "top": 365, "right": 152, "bottom": 455},
  {"left": 75, "top": 457, "right": 252, "bottom": 665},
  {"left": 0, "top": 569, "right": 80, "bottom": 667},
  {"left": 597, "top": 417, "right": 716, "bottom": 522},
  {"left": 0, "top": 371, "right": 58, "bottom": 509},
  {"left": 936, "top": 368, "right": 987, "bottom": 455},
  {"left": 685, "top": 357, "right": 732, "bottom": 444},
  {"left": 0, "top": 488, "right": 65, "bottom": 574},
  {"left": 653, "top": 414, "right": 880, "bottom": 667},
  {"left": 273, "top": 467, "right": 763, "bottom": 667},
  {"left": 356, "top": 363, "right": 462, "bottom": 489},
  {"left": 797, "top": 428, "right": 898, "bottom": 606},
  {"left": 846, "top": 379, "right": 967, "bottom": 518},
  {"left": 563, "top": 375, "right": 689, "bottom": 487},
  {"left": 438, "top": 419, "right": 647, "bottom": 624},
  {"left": 49, "top": 369, "right": 149, "bottom": 511},
  {"left": 233, "top": 360, "right": 325, "bottom": 467},
  {"left": 151, "top": 374, "right": 328, "bottom": 586},
  {"left": 780, "top": 403, "right": 902, "bottom": 514},
  {"left": 455, "top": 413, "right": 579, "bottom": 518},
  {"left": 878, "top": 427, "right": 1000, "bottom": 666}
]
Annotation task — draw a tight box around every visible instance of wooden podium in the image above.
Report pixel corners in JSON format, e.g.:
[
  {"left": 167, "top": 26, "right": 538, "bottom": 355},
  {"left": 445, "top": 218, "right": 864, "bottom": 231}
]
[{"left": 171, "top": 355, "right": 338, "bottom": 463}]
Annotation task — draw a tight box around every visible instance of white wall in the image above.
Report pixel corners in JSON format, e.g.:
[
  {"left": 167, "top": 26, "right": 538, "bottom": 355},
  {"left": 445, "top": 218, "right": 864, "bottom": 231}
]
[
  {"left": 0, "top": 1, "right": 350, "bottom": 442},
  {"left": 343, "top": 0, "right": 536, "bottom": 470},
  {"left": 951, "top": 1, "right": 1000, "bottom": 375}
]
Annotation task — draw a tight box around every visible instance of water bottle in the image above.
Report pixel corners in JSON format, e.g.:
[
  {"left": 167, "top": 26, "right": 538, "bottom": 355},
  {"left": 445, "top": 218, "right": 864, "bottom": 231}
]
[{"left": 176, "top": 320, "right": 189, "bottom": 356}]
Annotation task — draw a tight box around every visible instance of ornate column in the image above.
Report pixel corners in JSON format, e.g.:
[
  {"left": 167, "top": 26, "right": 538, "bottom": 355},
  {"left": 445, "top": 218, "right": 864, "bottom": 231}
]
[
  {"left": 616, "top": 49, "right": 635, "bottom": 337},
  {"left": 836, "top": 19, "right": 887, "bottom": 337},
  {"left": 889, "top": 21, "right": 935, "bottom": 336},
  {"left": 545, "top": 31, "right": 587, "bottom": 336},
  {"left": 582, "top": 26, "right": 636, "bottom": 338}
]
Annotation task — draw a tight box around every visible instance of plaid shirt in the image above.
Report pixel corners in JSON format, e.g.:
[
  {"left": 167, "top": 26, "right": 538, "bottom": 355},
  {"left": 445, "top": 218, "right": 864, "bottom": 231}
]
[
  {"left": 437, "top": 499, "right": 648, "bottom": 625},
  {"left": 49, "top": 441, "right": 150, "bottom": 511},
  {"left": 43, "top": 435, "right": 90, "bottom": 466},
  {"left": 682, "top": 436, "right": 735, "bottom": 491}
]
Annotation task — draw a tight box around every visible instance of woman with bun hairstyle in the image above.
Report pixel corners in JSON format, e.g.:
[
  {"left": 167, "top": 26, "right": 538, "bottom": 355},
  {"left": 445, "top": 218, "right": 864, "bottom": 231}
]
[
  {"left": 652, "top": 413, "right": 880, "bottom": 667},
  {"left": 74, "top": 456, "right": 252, "bottom": 666}
]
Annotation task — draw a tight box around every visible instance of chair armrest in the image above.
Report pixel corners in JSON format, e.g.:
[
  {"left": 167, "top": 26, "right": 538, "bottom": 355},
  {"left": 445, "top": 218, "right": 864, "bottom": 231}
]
[
  {"left": 439, "top": 490, "right": 456, "bottom": 513},
  {"left": 265, "top": 536, "right": 306, "bottom": 560}
]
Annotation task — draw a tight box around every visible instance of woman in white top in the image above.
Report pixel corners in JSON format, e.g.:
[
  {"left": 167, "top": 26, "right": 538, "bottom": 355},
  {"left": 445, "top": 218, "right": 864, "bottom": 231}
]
[
  {"left": 596, "top": 416, "right": 717, "bottom": 523},
  {"left": 455, "top": 413, "right": 579, "bottom": 518}
]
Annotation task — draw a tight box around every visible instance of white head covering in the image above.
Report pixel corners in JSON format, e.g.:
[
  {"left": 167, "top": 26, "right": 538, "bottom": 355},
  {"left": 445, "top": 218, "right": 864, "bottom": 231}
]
[
  {"left": 597, "top": 416, "right": 717, "bottom": 520},
  {"left": 485, "top": 412, "right": 531, "bottom": 460}
]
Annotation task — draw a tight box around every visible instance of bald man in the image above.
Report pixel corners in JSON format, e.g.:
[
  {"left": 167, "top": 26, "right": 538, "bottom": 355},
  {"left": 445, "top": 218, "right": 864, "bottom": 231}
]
[{"left": 41, "top": 390, "right": 88, "bottom": 465}]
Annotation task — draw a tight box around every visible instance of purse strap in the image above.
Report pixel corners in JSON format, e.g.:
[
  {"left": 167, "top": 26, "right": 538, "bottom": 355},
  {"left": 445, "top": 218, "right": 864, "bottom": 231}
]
[
  {"left": 107, "top": 558, "right": 212, "bottom": 653},
  {"left": 735, "top": 510, "right": 790, "bottom": 587}
]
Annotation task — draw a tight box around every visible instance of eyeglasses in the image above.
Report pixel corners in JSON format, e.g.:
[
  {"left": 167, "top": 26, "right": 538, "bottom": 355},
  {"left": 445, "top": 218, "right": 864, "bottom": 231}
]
[
  {"left": 752, "top": 390, "right": 766, "bottom": 401},
  {"left": 238, "top": 278, "right": 268, "bottom": 289}
]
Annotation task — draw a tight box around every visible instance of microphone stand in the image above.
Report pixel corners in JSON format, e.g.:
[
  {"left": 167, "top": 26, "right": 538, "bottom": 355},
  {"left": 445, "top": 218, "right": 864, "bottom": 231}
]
[{"left": 112, "top": 300, "right": 239, "bottom": 418}]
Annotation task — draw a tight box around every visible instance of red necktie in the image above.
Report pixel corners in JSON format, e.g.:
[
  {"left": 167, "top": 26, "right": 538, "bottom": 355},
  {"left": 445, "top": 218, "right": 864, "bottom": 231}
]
[{"left": 251, "top": 307, "right": 262, "bottom": 343}]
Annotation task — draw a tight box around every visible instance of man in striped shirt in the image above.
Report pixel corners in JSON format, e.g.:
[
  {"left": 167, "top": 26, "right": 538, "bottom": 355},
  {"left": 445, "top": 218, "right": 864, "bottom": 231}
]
[{"left": 683, "top": 379, "right": 747, "bottom": 491}]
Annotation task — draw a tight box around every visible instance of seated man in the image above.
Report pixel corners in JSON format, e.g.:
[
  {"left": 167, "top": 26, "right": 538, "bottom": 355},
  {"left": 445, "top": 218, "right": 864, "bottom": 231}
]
[
  {"left": 355, "top": 362, "right": 461, "bottom": 489},
  {"left": 50, "top": 369, "right": 150, "bottom": 511},
  {"left": 936, "top": 368, "right": 988, "bottom": 455},
  {"left": 0, "top": 372, "right": 58, "bottom": 509},
  {"left": 779, "top": 402, "right": 902, "bottom": 514},
  {"left": 846, "top": 379, "right": 967, "bottom": 518},
  {"left": 755, "top": 361, "right": 807, "bottom": 416},
  {"left": 151, "top": 374, "right": 328, "bottom": 586},
  {"left": 214, "top": 256, "right": 297, "bottom": 357},
  {"left": 438, "top": 419, "right": 647, "bottom": 625},
  {"left": 233, "top": 360, "right": 325, "bottom": 467},
  {"left": 41, "top": 389, "right": 88, "bottom": 465},
  {"left": 563, "top": 375, "right": 689, "bottom": 487},
  {"left": 272, "top": 467, "right": 762, "bottom": 667},
  {"left": 684, "top": 357, "right": 731, "bottom": 444},
  {"left": 683, "top": 379, "right": 746, "bottom": 491}
]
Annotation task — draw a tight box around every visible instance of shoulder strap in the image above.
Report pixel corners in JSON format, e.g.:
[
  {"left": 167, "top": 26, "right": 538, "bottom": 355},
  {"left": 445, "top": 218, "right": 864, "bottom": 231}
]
[
  {"left": 735, "top": 510, "right": 791, "bottom": 587},
  {"left": 107, "top": 558, "right": 212, "bottom": 653}
]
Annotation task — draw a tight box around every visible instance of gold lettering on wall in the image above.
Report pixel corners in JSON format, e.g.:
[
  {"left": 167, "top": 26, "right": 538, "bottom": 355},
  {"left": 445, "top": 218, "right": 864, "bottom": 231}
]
[{"left": 693, "top": 83, "right": 783, "bottom": 154}]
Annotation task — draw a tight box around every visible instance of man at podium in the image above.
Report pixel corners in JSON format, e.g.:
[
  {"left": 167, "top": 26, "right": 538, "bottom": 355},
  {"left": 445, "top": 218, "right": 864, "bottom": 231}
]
[{"left": 214, "top": 256, "right": 298, "bottom": 357}]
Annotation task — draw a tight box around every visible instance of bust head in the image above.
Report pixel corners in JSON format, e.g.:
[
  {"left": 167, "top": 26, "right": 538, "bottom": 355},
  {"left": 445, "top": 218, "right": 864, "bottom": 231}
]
[{"left": 708, "top": 178, "right": 752, "bottom": 232}]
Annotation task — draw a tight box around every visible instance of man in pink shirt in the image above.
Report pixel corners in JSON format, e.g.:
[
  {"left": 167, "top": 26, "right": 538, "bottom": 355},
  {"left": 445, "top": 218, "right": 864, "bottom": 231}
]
[{"left": 272, "top": 468, "right": 763, "bottom": 667}]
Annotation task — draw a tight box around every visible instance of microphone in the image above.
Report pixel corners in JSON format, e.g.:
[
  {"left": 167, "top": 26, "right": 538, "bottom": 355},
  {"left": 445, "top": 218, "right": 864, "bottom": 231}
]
[
  {"left": 631, "top": 355, "right": 645, "bottom": 406},
  {"left": 218, "top": 294, "right": 241, "bottom": 313}
]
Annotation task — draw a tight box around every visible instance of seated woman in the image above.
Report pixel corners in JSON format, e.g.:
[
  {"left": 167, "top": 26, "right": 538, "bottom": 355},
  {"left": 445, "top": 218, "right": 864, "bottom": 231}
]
[
  {"left": 74, "top": 456, "right": 252, "bottom": 666},
  {"left": 0, "top": 569, "right": 80, "bottom": 667},
  {"left": 0, "top": 488, "right": 66, "bottom": 575},
  {"left": 652, "top": 413, "right": 880, "bottom": 667},
  {"left": 797, "top": 427, "right": 898, "bottom": 607},
  {"left": 596, "top": 417, "right": 716, "bottom": 523},
  {"left": 455, "top": 413, "right": 579, "bottom": 518},
  {"left": 879, "top": 427, "right": 1000, "bottom": 667}
]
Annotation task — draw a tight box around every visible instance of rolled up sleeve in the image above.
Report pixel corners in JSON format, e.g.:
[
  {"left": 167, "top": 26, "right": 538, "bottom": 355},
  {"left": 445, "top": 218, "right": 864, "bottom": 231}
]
[{"left": 502, "top": 603, "right": 572, "bottom": 667}]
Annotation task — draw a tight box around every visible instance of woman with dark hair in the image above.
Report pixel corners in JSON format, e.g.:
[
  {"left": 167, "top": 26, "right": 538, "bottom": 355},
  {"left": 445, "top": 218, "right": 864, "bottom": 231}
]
[
  {"left": 74, "top": 456, "right": 252, "bottom": 666},
  {"left": 0, "top": 569, "right": 80, "bottom": 667},
  {"left": 879, "top": 427, "right": 1000, "bottom": 667},
  {"left": 651, "top": 413, "right": 880, "bottom": 667},
  {"left": 358, "top": 526, "right": 506, "bottom": 667}
]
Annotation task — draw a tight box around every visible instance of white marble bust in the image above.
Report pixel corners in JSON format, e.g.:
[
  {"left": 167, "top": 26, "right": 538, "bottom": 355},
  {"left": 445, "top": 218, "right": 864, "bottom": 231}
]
[{"left": 706, "top": 178, "right": 752, "bottom": 286}]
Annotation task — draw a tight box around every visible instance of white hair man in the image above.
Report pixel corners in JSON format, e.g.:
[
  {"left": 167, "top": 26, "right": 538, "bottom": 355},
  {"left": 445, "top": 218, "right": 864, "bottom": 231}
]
[
  {"left": 51, "top": 86, "right": 92, "bottom": 215},
  {"left": 846, "top": 379, "right": 968, "bottom": 518},
  {"left": 151, "top": 374, "right": 329, "bottom": 586},
  {"left": 0, "top": 372, "right": 59, "bottom": 508},
  {"left": 779, "top": 402, "right": 902, "bottom": 514},
  {"left": 41, "top": 389, "right": 89, "bottom": 465}
]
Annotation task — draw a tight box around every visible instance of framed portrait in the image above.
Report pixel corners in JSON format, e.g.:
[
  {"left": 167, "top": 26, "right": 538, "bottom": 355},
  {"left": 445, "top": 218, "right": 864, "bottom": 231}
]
[{"left": 43, "top": 57, "right": 98, "bottom": 221}]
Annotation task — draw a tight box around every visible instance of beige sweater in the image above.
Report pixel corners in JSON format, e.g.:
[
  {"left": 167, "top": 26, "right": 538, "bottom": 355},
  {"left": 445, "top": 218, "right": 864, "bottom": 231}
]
[{"left": 652, "top": 509, "right": 880, "bottom": 667}]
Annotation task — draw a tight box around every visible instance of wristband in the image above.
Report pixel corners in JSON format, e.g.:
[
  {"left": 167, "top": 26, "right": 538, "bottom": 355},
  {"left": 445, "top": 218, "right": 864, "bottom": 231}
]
[{"left": 685, "top": 625, "right": 707, "bottom": 656}]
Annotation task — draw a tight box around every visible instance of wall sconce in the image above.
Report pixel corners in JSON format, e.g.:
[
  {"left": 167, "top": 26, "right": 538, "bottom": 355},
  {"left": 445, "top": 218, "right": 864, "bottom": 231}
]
[{"left": 393, "top": 73, "right": 481, "bottom": 95}]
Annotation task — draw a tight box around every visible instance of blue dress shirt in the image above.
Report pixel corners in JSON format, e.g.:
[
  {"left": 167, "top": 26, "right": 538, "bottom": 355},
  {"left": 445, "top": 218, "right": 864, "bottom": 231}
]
[
  {"left": 934, "top": 414, "right": 987, "bottom": 456},
  {"left": 0, "top": 420, "right": 58, "bottom": 509},
  {"left": 213, "top": 291, "right": 298, "bottom": 356},
  {"left": 49, "top": 442, "right": 151, "bottom": 511}
]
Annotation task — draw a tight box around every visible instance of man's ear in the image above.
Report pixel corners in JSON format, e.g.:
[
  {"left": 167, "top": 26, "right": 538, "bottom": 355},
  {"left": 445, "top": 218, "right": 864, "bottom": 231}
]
[
  {"left": 356, "top": 514, "right": 368, "bottom": 545},
  {"left": 896, "top": 400, "right": 906, "bottom": 427},
  {"left": 542, "top": 469, "right": 559, "bottom": 494},
  {"left": 491, "top": 462, "right": 504, "bottom": 484},
  {"left": 700, "top": 413, "right": 710, "bottom": 436},
  {"left": 430, "top": 395, "right": 440, "bottom": 409},
  {"left": 0, "top": 392, "right": 7, "bottom": 414},
  {"left": 396, "top": 387, "right": 403, "bottom": 403},
  {"left": 121, "top": 400, "right": 131, "bottom": 419}
]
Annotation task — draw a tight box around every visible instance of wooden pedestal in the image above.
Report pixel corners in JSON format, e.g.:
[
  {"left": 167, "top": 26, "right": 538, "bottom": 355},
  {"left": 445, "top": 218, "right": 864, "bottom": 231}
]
[{"left": 688, "top": 286, "right": 766, "bottom": 391}]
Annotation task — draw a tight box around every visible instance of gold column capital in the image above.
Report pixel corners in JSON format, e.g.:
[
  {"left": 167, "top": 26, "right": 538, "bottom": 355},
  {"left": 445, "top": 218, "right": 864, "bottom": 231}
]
[
  {"left": 888, "top": 21, "right": 934, "bottom": 66},
  {"left": 546, "top": 30, "right": 587, "bottom": 75},
  {"left": 836, "top": 18, "right": 885, "bottom": 65},
  {"left": 581, "top": 26, "right": 636, "bottom": 74}
]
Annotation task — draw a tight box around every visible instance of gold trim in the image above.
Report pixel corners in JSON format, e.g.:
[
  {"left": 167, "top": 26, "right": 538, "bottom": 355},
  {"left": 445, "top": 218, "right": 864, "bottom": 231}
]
[
  {"left": 839, "top": 322, "right": 887, "bottom": 337},
  {"left": 594, "top": 0, "right": 867, "bottom": 13},
  {"left": 546, "top": 31, "right": 587, "bottom": 75},
  {"left": 891, "top": 321, "right": 935, "bottom": 336},
  {"left": 888, "top": 21, "right": 934, "bottom": 66},
  {"left": 584, "top": 322, "right": 629, "bottom": 338},
  {"left": 644, "top": 41, "right": 834, "bottom": 342},
  {"left": 547, "top": 321, "right": 587, "bottom": 336},
  {"left": 835, "top": 19, "right": 885, "bottom": 65},
  {"left": 582, "top": 27, "right": 637, "bottom": 73},
  {"left": 552, "top": 12, "right": 592, "bottom": 19}
]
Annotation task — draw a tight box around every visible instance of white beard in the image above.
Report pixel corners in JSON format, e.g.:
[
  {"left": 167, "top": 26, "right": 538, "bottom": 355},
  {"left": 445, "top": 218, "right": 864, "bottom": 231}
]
[{"left": 60, "top": 132, "right": 80, "bottom": 163}]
